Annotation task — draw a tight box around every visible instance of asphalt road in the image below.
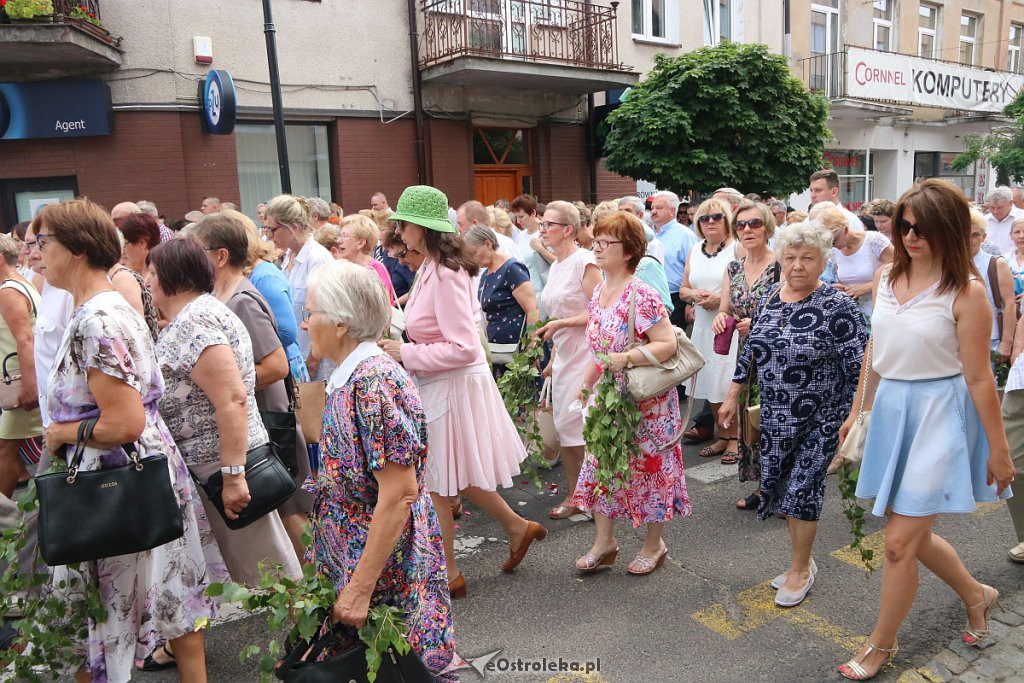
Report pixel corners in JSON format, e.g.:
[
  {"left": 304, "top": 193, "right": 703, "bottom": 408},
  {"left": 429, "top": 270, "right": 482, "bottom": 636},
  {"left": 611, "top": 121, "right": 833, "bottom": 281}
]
[{"left": 147, "top": 435, "right": 1024, "bottom": 683}]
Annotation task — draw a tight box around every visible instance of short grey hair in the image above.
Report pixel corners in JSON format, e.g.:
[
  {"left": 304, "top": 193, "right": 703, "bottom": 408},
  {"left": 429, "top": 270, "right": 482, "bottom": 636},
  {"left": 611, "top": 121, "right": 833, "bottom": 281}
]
[
  {"left": 774, "top": 220, "right": 833, "bottom": 263},
  {"left": 307, "top": 260, "right": 390, "bottom": 343},
  {"left": 769, "top": 200, "right": 787, "bottom": 213},
  {"left": 713, "top": 187, "right": 744, "bottom": 206},
  {"left": 618, "top": 196, "right": 644, "bottom": 214},
  {"left": 990, "top": 186, "right": 1013, "bottom": 204},
  {"left": 463, "top": 224, "right": 499, "bottom": 250},
  {"left": 0, "top": 233, "right": 20, "bottom": 266},
  {"left": 137, "top": 200, "right": 159, "bottom": 217},
  {"left": 307, "top": 197, "right": 331, "bottom": 221},
  {"left": 650, "top": 190, "right": 680, "bottom": 211}
]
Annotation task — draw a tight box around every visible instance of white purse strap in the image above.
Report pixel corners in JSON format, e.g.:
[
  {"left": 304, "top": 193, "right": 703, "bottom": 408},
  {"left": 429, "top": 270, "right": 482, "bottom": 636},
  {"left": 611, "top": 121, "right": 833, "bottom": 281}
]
[{"left": 626, "top": 283, "right": 669, "bottom": 370}]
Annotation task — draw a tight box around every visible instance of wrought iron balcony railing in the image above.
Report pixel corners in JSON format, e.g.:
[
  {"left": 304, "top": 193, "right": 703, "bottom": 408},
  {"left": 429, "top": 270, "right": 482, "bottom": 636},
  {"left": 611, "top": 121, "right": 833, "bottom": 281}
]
[{"left": 421, "top": 0, "right": 628, "bottom": 71}]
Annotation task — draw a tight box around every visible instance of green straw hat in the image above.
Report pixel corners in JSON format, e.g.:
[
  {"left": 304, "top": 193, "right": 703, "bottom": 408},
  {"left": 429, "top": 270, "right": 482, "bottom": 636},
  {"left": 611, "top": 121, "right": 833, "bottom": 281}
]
[{"left": 389, "top": 185, "right": 456, "bottom": 234}]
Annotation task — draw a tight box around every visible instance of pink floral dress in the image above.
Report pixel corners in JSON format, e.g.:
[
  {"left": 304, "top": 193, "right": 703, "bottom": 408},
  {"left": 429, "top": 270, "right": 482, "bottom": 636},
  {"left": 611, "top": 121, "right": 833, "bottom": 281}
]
[{"left": 571, "top": 280, "right": 692, "bottom": 527}]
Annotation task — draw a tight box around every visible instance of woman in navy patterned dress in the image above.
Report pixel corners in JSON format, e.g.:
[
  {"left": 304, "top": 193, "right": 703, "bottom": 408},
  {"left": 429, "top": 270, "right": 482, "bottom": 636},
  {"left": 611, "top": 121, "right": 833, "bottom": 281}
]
[
  {"left": 302, "top": 260, "right": 456, "bottom": 680},
  {"left": 721, "top": 221, "right": 866, "bottom": 608}
]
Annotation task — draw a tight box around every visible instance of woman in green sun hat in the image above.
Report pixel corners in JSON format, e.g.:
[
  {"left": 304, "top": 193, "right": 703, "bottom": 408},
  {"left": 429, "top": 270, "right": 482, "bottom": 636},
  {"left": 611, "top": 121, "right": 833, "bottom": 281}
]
[{"left": 378, "top": 185, "right": 548, "bottom": 599}]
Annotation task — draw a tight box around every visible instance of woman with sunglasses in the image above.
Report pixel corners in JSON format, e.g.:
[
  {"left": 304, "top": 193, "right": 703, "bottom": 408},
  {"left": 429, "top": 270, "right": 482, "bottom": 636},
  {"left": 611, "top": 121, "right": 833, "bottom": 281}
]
[
  {"left": 679, "top": 198, "right": 739, "bottom": 462},
  {"left": 712, "top": 201, "right": 779, "bottom": 510},
  {"left": 837, "top": 180, "right": 1015, "bottom": 680},
  {"left": 536, "top": 201, "right": 603, "bottom": 519}
]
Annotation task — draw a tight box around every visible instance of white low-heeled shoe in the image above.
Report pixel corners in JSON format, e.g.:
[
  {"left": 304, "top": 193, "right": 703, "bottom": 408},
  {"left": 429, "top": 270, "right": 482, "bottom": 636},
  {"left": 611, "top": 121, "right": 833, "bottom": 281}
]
[
  {"left": 775, "top": 571, "right": 814, "bottom": 607},
  {"left": 771, "top": 557, "right": 817, "bottom": 590}
]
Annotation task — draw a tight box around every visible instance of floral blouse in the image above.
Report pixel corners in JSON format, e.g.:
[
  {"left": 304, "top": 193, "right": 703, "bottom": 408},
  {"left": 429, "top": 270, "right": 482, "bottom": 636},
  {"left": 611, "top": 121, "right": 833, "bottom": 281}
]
[
  {"left": 727, "top": 258, "right": 780, "bottom": 322},
  {"left": 156, "top": 294, "right": 267, "bottom": 466}
]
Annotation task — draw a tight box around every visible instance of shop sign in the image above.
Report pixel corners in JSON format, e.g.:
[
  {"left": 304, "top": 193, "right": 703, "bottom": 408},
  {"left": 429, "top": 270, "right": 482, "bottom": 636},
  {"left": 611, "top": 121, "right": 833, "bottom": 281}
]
[
  {"left": 201, "top": 70, "right": 237, "bottom": 135},
  {"left": 0, "top": 80, "right": 113, "bottom": 140},
  {"left": 846, "top": 47, "right": 1024, "bottom": 113},
  {"left": 824, "top": 149, "right": 867, "bottom": 175}
]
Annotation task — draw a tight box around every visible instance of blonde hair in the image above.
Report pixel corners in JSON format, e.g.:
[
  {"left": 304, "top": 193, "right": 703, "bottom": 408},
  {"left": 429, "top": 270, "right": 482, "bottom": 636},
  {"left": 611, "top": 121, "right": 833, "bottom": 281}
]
[
  {"left": 314, "top": 224, "right": 340, "bottom": 251},
  {"left": 340, "top": 214, "right": 380, "bottom": 255},
  {"left": 487, "top": 206, "right": 514, "bottom": 236},
  {"left": 590, "top": 200, "right": 619, "bottom": 228},
  {"left": 693, "top": 197, "right": 734, "bottom": 238},
  {"left": 787, "top": 210, "right": 808, "bottom": 224},
  {"left": 969, "top": 208, "right": 988, "bottom": 233},
  {"left": 808, "top": 203, "right": 847, "bottom": 236},
  {"left": 266, "top": 194, "right": 310, "bottom": 232},
  {"left": 545, "top": 200, "right": 581, "bottom": 236}
]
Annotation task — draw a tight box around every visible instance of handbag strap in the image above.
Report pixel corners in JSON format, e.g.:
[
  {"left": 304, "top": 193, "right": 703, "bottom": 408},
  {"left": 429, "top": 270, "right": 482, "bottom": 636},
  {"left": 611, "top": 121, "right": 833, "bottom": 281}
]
[
  {"left": 626, "top": 282, "right": 670, "bottom": 369},
  {"left": 66, "top": 418, "right": 142, "bottom": 481},
  {"left": 234, "top": 288, "right": 297, "bottom": 411},
  {"left": 856, "top": 337, "right": 876, "bottom": 417},
  {"left": 0, "top": 278, "right": 37, "bottom": 319}
]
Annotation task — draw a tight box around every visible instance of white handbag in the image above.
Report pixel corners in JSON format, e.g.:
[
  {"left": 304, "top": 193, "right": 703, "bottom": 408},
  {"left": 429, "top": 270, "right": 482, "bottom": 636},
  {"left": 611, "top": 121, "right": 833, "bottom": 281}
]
[
  {"left": 624, "top": 287, "right": 705, "bottom": 403},
  {"left": 837, "top": 338, "right": 874, "bottom": 466},
  {"left": 389, "top": 305, "right": 405, "bottom": 341},
  {"left": 487, "top": 315, "right": 527, "bottom": 365}
]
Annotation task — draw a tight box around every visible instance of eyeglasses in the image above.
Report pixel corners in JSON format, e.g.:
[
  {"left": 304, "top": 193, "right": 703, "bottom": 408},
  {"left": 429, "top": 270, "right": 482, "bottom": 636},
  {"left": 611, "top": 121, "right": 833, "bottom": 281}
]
[
  {"left": 735, "top": 219, "right": 765, "bottom": 230},
  {"left": 539, "top": 221, "right": 570, "bottom": 232},
  {"left": 31, "top": 233, "right": 53, "bottom": 249},
  {"left": 302, "top": 309, "right": 325, "bottom": 322},
  {"left": 697, "top": 213, "right": 725, "bottom": 225},
  {"left": 263, "top": 224, "right": 285, "bottom": 235},
  {"left": 896, "top": 218, "right": 926, "bottom": 238},
  {"left": 593, "top": 239, "right": 622, "bottom": 250}
]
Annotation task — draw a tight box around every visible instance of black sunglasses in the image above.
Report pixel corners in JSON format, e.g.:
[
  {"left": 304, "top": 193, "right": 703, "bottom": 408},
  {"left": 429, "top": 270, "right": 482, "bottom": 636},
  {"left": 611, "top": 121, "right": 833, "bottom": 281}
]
[
  {"left": 698, "top": 213, "right": 725, "bottom": 224},
  {"left": 896, "top": 218, "right": 926, "bottom": 238},
  {"left": 736, "top": 218, "right": 765, "bottom": 230}
]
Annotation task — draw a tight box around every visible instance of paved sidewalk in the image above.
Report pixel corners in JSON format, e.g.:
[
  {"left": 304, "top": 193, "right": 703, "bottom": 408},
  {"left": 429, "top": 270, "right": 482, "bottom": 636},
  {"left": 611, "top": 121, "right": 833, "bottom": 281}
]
[{"left": 897, "top": 589, "right": 1024, "bottom": 683}]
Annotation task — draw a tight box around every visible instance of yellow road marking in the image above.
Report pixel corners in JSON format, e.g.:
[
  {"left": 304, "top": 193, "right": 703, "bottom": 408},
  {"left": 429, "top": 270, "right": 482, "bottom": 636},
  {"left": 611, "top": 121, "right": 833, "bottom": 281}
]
[
  {"left": 780, "top": 608, "right": 867, "bottom": 652},
  {"left": 975, "top": 501, "right": 1003, "bottom": 516},
  {"left": 690, "top": 580, "right": 782, "bottom": 640},
  {"left": 831, "top": 530, "right": 885, "bottom": 571}
]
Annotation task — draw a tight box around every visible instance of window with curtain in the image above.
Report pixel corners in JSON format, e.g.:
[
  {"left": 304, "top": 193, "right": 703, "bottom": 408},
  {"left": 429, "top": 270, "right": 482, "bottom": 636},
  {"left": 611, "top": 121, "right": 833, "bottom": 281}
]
[
  {"left": 702, "top": 0, "right": 731, "bottom": 45},
  {"left": 918, "top": 3, "right": 939, "bottom": 58},
  {"left": 235, "top": 123, "right": 332, "bottom": 220},
  {"left": 873, "top": 0, "right": 893, "bottom": 52},
  {"left": 959, "top": 13, "right": 980, "bottom": 65},
  {"left": 633, "top": 0, "right": 673, "bottom": 41},
  {"left": 1010, "top": 23, "right": 1023, "bottom": 73}
]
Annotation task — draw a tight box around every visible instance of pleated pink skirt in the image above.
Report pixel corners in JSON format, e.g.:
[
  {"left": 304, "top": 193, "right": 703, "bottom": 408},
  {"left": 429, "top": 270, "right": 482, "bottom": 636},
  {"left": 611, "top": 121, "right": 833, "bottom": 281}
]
[{"left": 416, "top": 363, "right": 527, "bottom": 496}]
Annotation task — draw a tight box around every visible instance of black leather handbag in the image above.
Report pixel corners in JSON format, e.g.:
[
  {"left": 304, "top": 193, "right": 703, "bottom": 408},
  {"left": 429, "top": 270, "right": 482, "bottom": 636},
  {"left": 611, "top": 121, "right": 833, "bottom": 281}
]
[
  {"left": 235, "top": 289, "right": 299, "bottom": 476},
  {"left": 36, "top": 418, "right": 185, "bottom": 566},
  {"left": 275, "top": 621, "right": 433, "bottom": 683},
  {"left": 199, "top": 443, "right": 296, "bottom": 530}
]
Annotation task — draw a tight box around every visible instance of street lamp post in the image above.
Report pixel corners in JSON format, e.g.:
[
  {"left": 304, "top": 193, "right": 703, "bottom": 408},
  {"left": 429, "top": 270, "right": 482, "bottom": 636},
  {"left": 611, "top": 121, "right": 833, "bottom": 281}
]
[{"left": 261, "top": 0, "right": 291, "bottom": 194}]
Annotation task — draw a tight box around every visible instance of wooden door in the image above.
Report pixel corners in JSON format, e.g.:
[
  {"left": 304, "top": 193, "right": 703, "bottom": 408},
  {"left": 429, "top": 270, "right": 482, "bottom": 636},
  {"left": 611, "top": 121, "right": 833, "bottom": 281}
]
[{"left": 474, "top": 170, "right": 519, "bottom": 206}]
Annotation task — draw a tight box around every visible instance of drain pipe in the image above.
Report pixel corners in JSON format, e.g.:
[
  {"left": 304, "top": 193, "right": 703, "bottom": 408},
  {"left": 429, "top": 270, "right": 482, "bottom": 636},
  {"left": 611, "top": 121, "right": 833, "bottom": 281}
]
[{"left": 407, "top": 0, "right": 430, "bottom": 185}]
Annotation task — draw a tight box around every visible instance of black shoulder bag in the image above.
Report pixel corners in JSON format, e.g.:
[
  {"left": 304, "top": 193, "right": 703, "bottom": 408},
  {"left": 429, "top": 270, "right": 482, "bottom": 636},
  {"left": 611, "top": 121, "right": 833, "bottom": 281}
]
[
  {"left": 234, "top": 289, "right": 300, "bottom": 476},
  {"left": 199, "top": 442, "right": 296, "bottom": 531},
  {"left": 36, "top": 418, "right": 185, "bottom": 566}
]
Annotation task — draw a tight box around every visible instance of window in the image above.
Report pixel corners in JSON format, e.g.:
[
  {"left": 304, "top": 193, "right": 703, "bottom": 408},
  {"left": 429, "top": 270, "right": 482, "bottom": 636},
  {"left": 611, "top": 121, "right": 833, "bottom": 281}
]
[
  {"left": 633, "top": 0, "right": 678, "bottom": 42},
  {"left": 914, "top": 152, "right": 976, "bottom": 200},
  {"left": 873, "top": 0, "right": 893, "bottom": 52},
  {"left": 918, "top": 3, "right": 939, "bottom": 59},
  {"left": 1010, "top": 23, "right": 1023, "bottom": 73},
  {"left": 236, "top": 123, "right": 332, "bottom": 219},
  {"left": 824, "top": 149, "right": 871, "bottom": 212},
  {"left": 702, "top": 0, "right": 731, "bottom": 45},
  {"left": 473, "top": 128, "right": 531, "bottom": 165},
  {"left": 810, "top": 0, "right": 841, "bottom": 96},
  {"left": 960, "top": 13, "right": 980, "bottom": 65}
]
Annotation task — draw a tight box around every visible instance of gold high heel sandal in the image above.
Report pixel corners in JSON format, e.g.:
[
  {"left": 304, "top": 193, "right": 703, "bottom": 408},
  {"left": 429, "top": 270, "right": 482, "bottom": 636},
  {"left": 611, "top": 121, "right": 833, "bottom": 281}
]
[
  {"left": 837, "top": 641, "right": 898, "bottom": 681},
  {"left": 963, "top": 585, "right": 1001, "bottom": 647}
]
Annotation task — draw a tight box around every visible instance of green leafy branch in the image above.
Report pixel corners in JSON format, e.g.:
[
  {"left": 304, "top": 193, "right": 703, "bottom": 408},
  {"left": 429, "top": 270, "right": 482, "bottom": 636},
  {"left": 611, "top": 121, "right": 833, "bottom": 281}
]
[
  {"left": 836, "top": 463, "right": 875, "bottom": 575},
  {"left": 992, "top": 350, "right": 1010, "bottom": 389},
  {"left": 207, "top": 531, "right": 409, "bottom": 682},
  {"left": 581, "top": 364, "right": 642, "bottom": 499},
  {"left": 495, "top": 320, "right": 550, "bottom": 488},
  {"left": 0, "top": 481, "right": 108, "bottom": 682}
]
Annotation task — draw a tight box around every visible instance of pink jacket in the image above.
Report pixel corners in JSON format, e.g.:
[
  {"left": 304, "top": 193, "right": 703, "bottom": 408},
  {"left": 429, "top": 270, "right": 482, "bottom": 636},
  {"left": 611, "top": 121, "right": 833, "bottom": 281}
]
[{"left": 399, "top": 259, "right": 485, "bottom": 374}]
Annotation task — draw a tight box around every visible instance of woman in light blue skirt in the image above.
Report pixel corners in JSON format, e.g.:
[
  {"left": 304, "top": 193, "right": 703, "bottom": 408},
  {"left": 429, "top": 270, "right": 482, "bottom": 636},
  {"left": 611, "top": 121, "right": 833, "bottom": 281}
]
[{"left": 837, "top": 180, "right": 1016, "bottom": 681}]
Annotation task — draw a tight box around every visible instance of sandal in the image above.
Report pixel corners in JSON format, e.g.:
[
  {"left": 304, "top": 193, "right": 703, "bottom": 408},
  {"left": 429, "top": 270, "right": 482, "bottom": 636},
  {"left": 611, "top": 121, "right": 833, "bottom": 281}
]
[
  {"left": 720, "top": 440, "right": 740, "bottom": 464},
  {"left": 627, "top": 544, "right": 668, "bottom": 575},
  {"left": 963, "top": 585, "right": 1001, "bottom": 647},
  {"left": 575, "top": 546, "right": 618, "bottom": 574},
  {"left": 698, "top": 439, "right": 727, "bottom": 458},
  {"left": 837, "top": 641, "right": 898, "bottom": 680},
  {"left": 736, "top": 492, "right": 761, "bottom": 510},
  {"left": 138, "top": 643, "right": 177, "bottom": 672},
  {"left": 549, "top": 504, "right": 583, "bottom": 520}
]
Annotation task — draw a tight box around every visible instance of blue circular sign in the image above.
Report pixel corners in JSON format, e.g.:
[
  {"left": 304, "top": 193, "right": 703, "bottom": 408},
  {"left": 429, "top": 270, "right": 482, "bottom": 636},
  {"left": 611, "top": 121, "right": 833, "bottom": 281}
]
[{"left": 202, "top": 70, "right": 236, "bottom": 135}]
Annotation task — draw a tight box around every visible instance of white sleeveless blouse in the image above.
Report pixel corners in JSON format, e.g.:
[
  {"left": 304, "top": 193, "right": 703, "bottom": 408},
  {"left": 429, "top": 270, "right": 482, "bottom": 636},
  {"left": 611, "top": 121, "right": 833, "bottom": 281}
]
[{"left": 871, "top": 269, "right": 962, "bottom": 380}]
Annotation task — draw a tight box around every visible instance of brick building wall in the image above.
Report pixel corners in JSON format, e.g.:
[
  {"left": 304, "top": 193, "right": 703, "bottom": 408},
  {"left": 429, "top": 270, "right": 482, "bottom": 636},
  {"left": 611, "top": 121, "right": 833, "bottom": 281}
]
[
  {"left": 428, "top": 118, "right": 474, "bottom": 207},
  {"left": 595, "top": 157, "right": 636, "bottom": 202},
  {"left": 533, "top": 122, "right": 588, "bottom": 202},
  {"left": 0, "top": 111, "right": 239, "bottom": 226},
  {"left": 332, "top": 118, "right": 419, "bottom": 212}
]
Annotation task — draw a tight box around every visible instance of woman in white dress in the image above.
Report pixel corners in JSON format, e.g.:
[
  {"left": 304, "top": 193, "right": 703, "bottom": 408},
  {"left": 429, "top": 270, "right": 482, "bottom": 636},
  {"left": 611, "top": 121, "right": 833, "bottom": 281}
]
[
  {"left": 812, "top": 203, "right": 893, "bottom": 322},
  {"left": 679, "top": 198, "right": 739, "bottom": 462}
]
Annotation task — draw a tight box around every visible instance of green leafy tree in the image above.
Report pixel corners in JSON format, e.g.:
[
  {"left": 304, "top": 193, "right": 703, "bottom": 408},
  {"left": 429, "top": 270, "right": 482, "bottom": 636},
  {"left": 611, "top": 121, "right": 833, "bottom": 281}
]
[
  {"left": 952, "top": 91, "right": 1024, "bottom": 185},
  {"left": 603, "top": 42, "right": 831, "bottom": 196}
]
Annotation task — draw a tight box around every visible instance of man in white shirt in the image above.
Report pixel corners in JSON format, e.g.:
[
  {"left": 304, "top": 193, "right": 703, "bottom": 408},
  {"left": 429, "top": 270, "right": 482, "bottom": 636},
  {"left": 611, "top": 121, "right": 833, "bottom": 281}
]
[
  {"left": 809, "top": 169, "right": 865, "bottom": 232},
  {"left": 370, "top": 192, "right": 391, "bottom": 212},
  {"left": 457, "top": 200, "right": 522, "bottom": 260},
  {"left": 1013, "top": 186, "right": 1024, "bottom": 211},
  {"left": 985, "top": 186, "right": 1024, "bottom": 254}
]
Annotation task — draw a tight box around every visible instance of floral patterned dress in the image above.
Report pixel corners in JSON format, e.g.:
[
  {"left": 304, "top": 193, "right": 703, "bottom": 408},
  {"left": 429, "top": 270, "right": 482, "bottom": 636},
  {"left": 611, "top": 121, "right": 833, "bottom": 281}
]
[
  {"left": 571, "top": 280, "right": 692, "bottom": 528},
  {"left": 47, "top": 291, "right": 214, "bottom": 683},
  {"left": 726, "top": 258, "right": 780, "bottom": 483},
  {"left": 309, "top": 354, "right": 456, "bottom": 680}
]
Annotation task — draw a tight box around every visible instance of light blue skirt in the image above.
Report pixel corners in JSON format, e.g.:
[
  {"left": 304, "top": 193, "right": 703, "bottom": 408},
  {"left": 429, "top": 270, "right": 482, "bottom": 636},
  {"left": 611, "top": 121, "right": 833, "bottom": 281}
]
[{"left": 856, "top": 374, "right": 1012, "bottom": 517}]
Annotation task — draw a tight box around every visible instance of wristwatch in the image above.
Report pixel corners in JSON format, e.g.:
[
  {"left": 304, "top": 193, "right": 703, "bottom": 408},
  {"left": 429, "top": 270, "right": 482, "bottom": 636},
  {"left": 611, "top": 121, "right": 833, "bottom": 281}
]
[
  {"left": 221, "top": 464, "right": 245, "bottom": 476},
  {"left": 625, "top": 352, "right": 635, "bottom": 370}
]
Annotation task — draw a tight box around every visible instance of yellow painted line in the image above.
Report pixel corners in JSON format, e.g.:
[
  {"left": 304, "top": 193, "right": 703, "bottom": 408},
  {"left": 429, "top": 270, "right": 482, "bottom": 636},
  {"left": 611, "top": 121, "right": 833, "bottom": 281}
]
[
  {"left": 780, "top": 607, "right": 867, "bottom": 652},
  {"left": 831, "top": 530, "right": 885, "bottom": 571},
  {"left": 975, "top": 501, "right": 1003, "bottom": 516},
  {"left": 690, "top": 580, "right": 782, "bottom": 640}
]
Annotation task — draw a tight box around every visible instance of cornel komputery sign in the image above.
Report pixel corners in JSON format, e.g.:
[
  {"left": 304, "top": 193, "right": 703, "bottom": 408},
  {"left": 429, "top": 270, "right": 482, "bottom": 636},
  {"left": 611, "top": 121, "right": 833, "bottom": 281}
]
[
  {"left": 846, "top": 47, "right": 1024, "bottom": 113},
  {"left": 0, "top": 80, "right": 113, "bottom": 140}
]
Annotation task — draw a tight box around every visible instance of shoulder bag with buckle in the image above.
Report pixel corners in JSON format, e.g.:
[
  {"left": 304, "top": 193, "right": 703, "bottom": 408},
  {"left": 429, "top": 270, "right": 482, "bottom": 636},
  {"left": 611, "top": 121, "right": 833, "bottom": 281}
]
[
  {"left": 198, "top": 443, "right": 297, "bottom": 531},
  {"left": 36, "top": 418, "right": 185, "bottom": 566}
]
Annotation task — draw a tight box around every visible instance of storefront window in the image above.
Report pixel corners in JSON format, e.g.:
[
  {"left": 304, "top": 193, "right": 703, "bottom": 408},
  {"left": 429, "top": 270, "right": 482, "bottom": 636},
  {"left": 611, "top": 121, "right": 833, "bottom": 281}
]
[
  {"left": 824, "top": 148, "right": 870, "bottom": 211},
  {"left": 914, "top": 151, "right": 977, "bottom": 200},
  {"left": 236, "top": 123, "right": 332, "bottom": 219}
]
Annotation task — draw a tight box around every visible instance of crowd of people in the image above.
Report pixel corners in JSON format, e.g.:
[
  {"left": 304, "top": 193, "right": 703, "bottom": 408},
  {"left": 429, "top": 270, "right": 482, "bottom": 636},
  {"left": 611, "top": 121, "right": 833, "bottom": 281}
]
[{"left": 0, "top": 168, "right": 1019, "bottom": 682}]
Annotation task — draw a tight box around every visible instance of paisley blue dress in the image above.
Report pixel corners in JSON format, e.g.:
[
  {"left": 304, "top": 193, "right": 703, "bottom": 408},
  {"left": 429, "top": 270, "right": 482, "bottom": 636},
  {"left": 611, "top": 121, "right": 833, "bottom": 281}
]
[{"left": 733, "top": 284, "right": 867, "bottom": 521}]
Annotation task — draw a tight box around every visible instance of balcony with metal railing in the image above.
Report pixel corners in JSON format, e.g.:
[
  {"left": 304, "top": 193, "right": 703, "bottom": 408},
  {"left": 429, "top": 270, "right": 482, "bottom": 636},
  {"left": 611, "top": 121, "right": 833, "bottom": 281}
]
[
  {"left": 420, "top": 0, "right": 637, "bottom": 94},
  {"left": 0, "top": 0, "right": 123, "bottom": 81}
]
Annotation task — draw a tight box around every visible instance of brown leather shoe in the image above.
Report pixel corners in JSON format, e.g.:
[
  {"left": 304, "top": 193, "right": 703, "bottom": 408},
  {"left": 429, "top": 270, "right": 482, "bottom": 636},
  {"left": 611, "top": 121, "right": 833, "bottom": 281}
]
[
  {"left": 448, "top": 573, "right": 466, "bottom": 600},
  {"left": 683, "top": 425, "right": 713, "bottom": 444},
  {"left": 502, "top": 521, "right": 548, "bottom": 572}
]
